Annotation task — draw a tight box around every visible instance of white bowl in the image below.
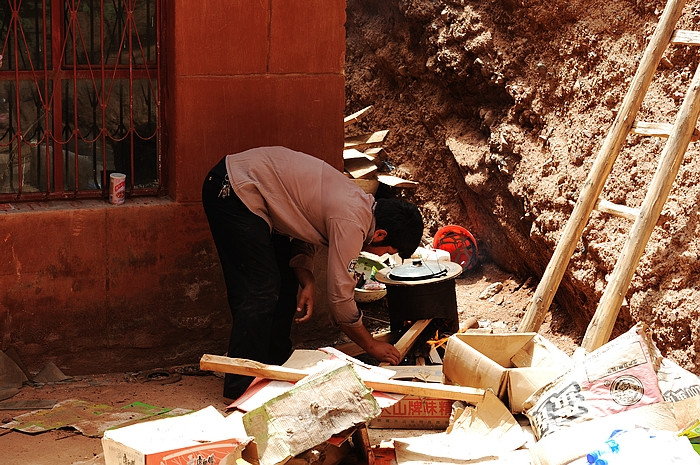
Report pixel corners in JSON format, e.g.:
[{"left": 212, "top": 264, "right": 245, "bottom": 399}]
[{"left": 354, "top": 287, "right": 387, "bottom": 303}]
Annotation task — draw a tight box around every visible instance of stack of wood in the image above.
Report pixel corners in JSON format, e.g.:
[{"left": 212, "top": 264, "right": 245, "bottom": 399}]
[{"left": 343, "top": 106, "right": 418, "bottom": 194}]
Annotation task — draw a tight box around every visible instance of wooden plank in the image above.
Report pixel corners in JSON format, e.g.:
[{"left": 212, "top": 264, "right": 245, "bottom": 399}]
[
  {"left": 518, "top": 0, "right": 687, "bottom": 334},
  {"left": 671, "top": 29, "right": 700, "bottom": 46},
  {"left": 199, "top": 354, "right": 484, "bottom": 403},
  {"left": 380, "top": 319, "right": 432, "bottom": 367},
  {"left": 344, "top": 130, "right": 389, "bottom": 151},
  {"left": 364, "top": 147, "right": 385, "bottom": 158},
  {"left": 632, "top": 120, "right": 700, "bottom": 141},
  {"left": 343, "top": 148, "right": 375, "bottom": 162},
  {"left": 389, "top": 365, "right": 443, "bottom": 382},
  {"left": 377, "top": 174, "right": 418, "bottom": 188},
  {"left": 583, "top": 59, "right": 700, "bottom": 352},
  {"left": 344, "top": 105, "right": 373, "bottom": 127},
  {"left": 352, "top": 425, "right": 375, "bottom": 465},
  {"left": 345, "top": 158, "right": 378, "bottom": 179}
]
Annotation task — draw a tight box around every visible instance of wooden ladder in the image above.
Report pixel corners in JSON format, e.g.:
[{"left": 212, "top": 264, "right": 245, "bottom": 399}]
[{"left": 518, "top": 0, "right": 700, "bottom": 351}]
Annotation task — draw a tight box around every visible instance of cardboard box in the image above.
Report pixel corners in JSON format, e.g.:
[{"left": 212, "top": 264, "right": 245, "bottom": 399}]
[
  {"left": 102, "top": 406, "right": 252, "bottom": 465},
  {"left": 442, "top": 332, "right": 571, "bottom": 413},
  {"left": 369, "top": 395, "right": 454, "bottom": 429}
]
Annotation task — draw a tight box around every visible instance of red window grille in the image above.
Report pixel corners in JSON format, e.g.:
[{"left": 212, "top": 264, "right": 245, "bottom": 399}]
[{"left": 0, "top": 0, "right": 162, "bottom": 201}]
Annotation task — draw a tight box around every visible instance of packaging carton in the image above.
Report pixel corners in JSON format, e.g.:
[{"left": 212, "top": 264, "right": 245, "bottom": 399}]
[
  {"left": 102, "top": 406, "right": 252, "bottom": 465},
  {"left": 442, "top": 332, "right": 571, "bottom": 413},
  {"left": 369, "top": 395, "right": 454, "bottom": 429}
]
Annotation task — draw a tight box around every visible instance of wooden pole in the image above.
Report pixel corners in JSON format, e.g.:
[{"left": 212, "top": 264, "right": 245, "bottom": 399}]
[
  {"left": 518, "top": 0, "right": 687, "bottom": 333},
  {"left": 200, "top": 354, "right": 484, "bottom": 403},
  {"left": 582, "top": 61, "right": 700, "bottom": 351}
]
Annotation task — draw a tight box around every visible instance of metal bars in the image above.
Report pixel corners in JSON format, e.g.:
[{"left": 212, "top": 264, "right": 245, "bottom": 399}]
[{"left": 0, "top": 0, "right": 161, "bottom": 201}]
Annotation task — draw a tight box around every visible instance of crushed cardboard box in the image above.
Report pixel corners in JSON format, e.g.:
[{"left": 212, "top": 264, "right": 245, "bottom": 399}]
[
  {"left": 242, "top": 361, "right": 381, "bottom": 465},
  {"left": 102, "top": 406, "right": 252, "bottom": 465},
  {"left": 442, "top": 331, "right": 571, "bottom": 413},
  {"left": 391, "top": 390, "right": 530, "bottom": 463},
  {"left": 369, "top": 395, "right": 455, "bottom": 429}
]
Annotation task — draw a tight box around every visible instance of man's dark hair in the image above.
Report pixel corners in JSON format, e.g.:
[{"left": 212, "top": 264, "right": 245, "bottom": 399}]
[{"left": 374, "top": 198, "right": 423, "bottom": 259}]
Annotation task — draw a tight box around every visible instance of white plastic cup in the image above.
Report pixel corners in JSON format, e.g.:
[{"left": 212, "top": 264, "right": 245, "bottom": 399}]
[{"left": 109, "top": 173, "right": 126, "bottom": 205}]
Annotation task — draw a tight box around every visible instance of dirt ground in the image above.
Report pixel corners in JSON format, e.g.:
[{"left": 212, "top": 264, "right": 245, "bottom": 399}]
[
  {"left": 0, "top": 262, "right": 577, "bottom": 464},
  {"left": 345, "top": 0, "right": 700, "bottom": 374}
]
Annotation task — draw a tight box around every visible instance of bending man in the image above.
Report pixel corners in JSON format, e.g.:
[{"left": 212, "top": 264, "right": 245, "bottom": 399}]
[{"left": 202, "top": 146, "right": 423, "bottom": 399}]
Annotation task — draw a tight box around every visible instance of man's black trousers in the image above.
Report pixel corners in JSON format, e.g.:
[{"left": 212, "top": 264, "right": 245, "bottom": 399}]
[{"left": 202, "top": 157, "right": 299, "bottom": 399}]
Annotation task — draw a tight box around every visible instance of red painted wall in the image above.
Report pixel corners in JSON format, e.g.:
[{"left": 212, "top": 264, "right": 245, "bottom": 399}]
[{"left": 0, "top": 0, "right": 346, "bottom": 375}]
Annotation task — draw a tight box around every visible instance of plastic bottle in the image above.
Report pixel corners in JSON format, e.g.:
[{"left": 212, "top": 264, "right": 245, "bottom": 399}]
[
  {"left": 586, "top": 438, "right": 619, "bottom": 464},
  {"left": 586, "top": 429, "right": 627, "bottom": 464}
]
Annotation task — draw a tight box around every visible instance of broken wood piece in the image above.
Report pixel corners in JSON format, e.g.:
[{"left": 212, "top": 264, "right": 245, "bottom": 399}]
[
  {"left": 199, "top": 354, "right": 484, "bottom": 402},
  {"left": 428, "top": 346, "right": 442, "bottom": 365},
  {"left": 379, "top": 319, "right": 432, "bottom": 367},
  {"left": 344, "top": 105, "right": 373, "bottom": 127},
  {"left": 352, "top": 425, "right": 375, "bottom": 465},
  {"left": 343, "top": 148, "right": 375, "bottom": 162},
  {"left": 376, "top": 174, "right": 418, "bottom": 188},
  {"left": 364, "top": 147, "right": 385, "bottom": 159},
  {"left": 345, "top": 158, "right": 378, "bottom": 179},
  {"left": 344, "top": 130, "right": 389, "bottom": 150},
  {"left": 460, "top": 316, "right": 480, "bottom": 332}
]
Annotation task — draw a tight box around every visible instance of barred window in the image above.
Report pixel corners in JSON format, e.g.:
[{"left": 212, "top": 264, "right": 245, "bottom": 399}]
[{"left": 0, "top": 0, "right": 161, "bottom": 201}]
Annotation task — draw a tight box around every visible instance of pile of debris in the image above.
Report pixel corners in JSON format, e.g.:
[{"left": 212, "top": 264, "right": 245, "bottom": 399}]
[
  {"left": 99, "top": 321, "right": 700, "bottom": 465},
  {"left": 343, "top": 106, "right": 417, "bottom": 194}
]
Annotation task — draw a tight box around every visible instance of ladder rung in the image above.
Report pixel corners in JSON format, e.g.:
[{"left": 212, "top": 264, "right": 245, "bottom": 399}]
[
  {"left": 670, "top": 29, "right": 700, "bottom": 46},
  {"left": 632, "top": 121, "right": 700, "bottom": 141},
  {"left": 594, "top": 199, "right": 640, "bottom": 221},
  {"left": 594, "top": 198, "right": 667, "bottom": 225}
]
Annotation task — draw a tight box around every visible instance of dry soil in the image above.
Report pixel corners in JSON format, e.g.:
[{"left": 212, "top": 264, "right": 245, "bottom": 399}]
[{"left": 345, "top": 0, "right": 700, "bottom": 373}]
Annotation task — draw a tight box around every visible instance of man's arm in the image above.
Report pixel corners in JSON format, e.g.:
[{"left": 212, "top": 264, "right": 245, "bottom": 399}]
[
  {"left": 290, "top": 239, "right": 315, "bottom": 323},
  {"left": 340, "top": 323, "right": 400, "bottom": 365},
  {"left": 294, "top": 267, "right": 314, "bottom": 323}
]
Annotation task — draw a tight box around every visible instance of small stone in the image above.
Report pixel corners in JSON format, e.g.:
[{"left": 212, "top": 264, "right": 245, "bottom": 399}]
[{"left": 478, "top": 282, "right": 503, "bottom": 300}]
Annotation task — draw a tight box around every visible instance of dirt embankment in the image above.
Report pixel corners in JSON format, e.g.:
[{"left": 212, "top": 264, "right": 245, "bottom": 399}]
[{"left": 345, "top": 0, "right": 700, "bottom": 372}]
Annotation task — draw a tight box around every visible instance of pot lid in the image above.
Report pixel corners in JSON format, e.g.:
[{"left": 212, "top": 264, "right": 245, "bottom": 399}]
[{"left": 388, "top": 259, "right": 448, "bottom": 281}]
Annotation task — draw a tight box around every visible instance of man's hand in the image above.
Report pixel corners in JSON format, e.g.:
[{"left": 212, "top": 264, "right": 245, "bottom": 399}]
[
  {"left": 341, "top": 323, "right": 401, "bottom": 365},
  {"left": 294, "top": 267, "right": 314, "bottom": 323},
  {"left": 366, "top": 340, "right": 401, "bottom": 365}
]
